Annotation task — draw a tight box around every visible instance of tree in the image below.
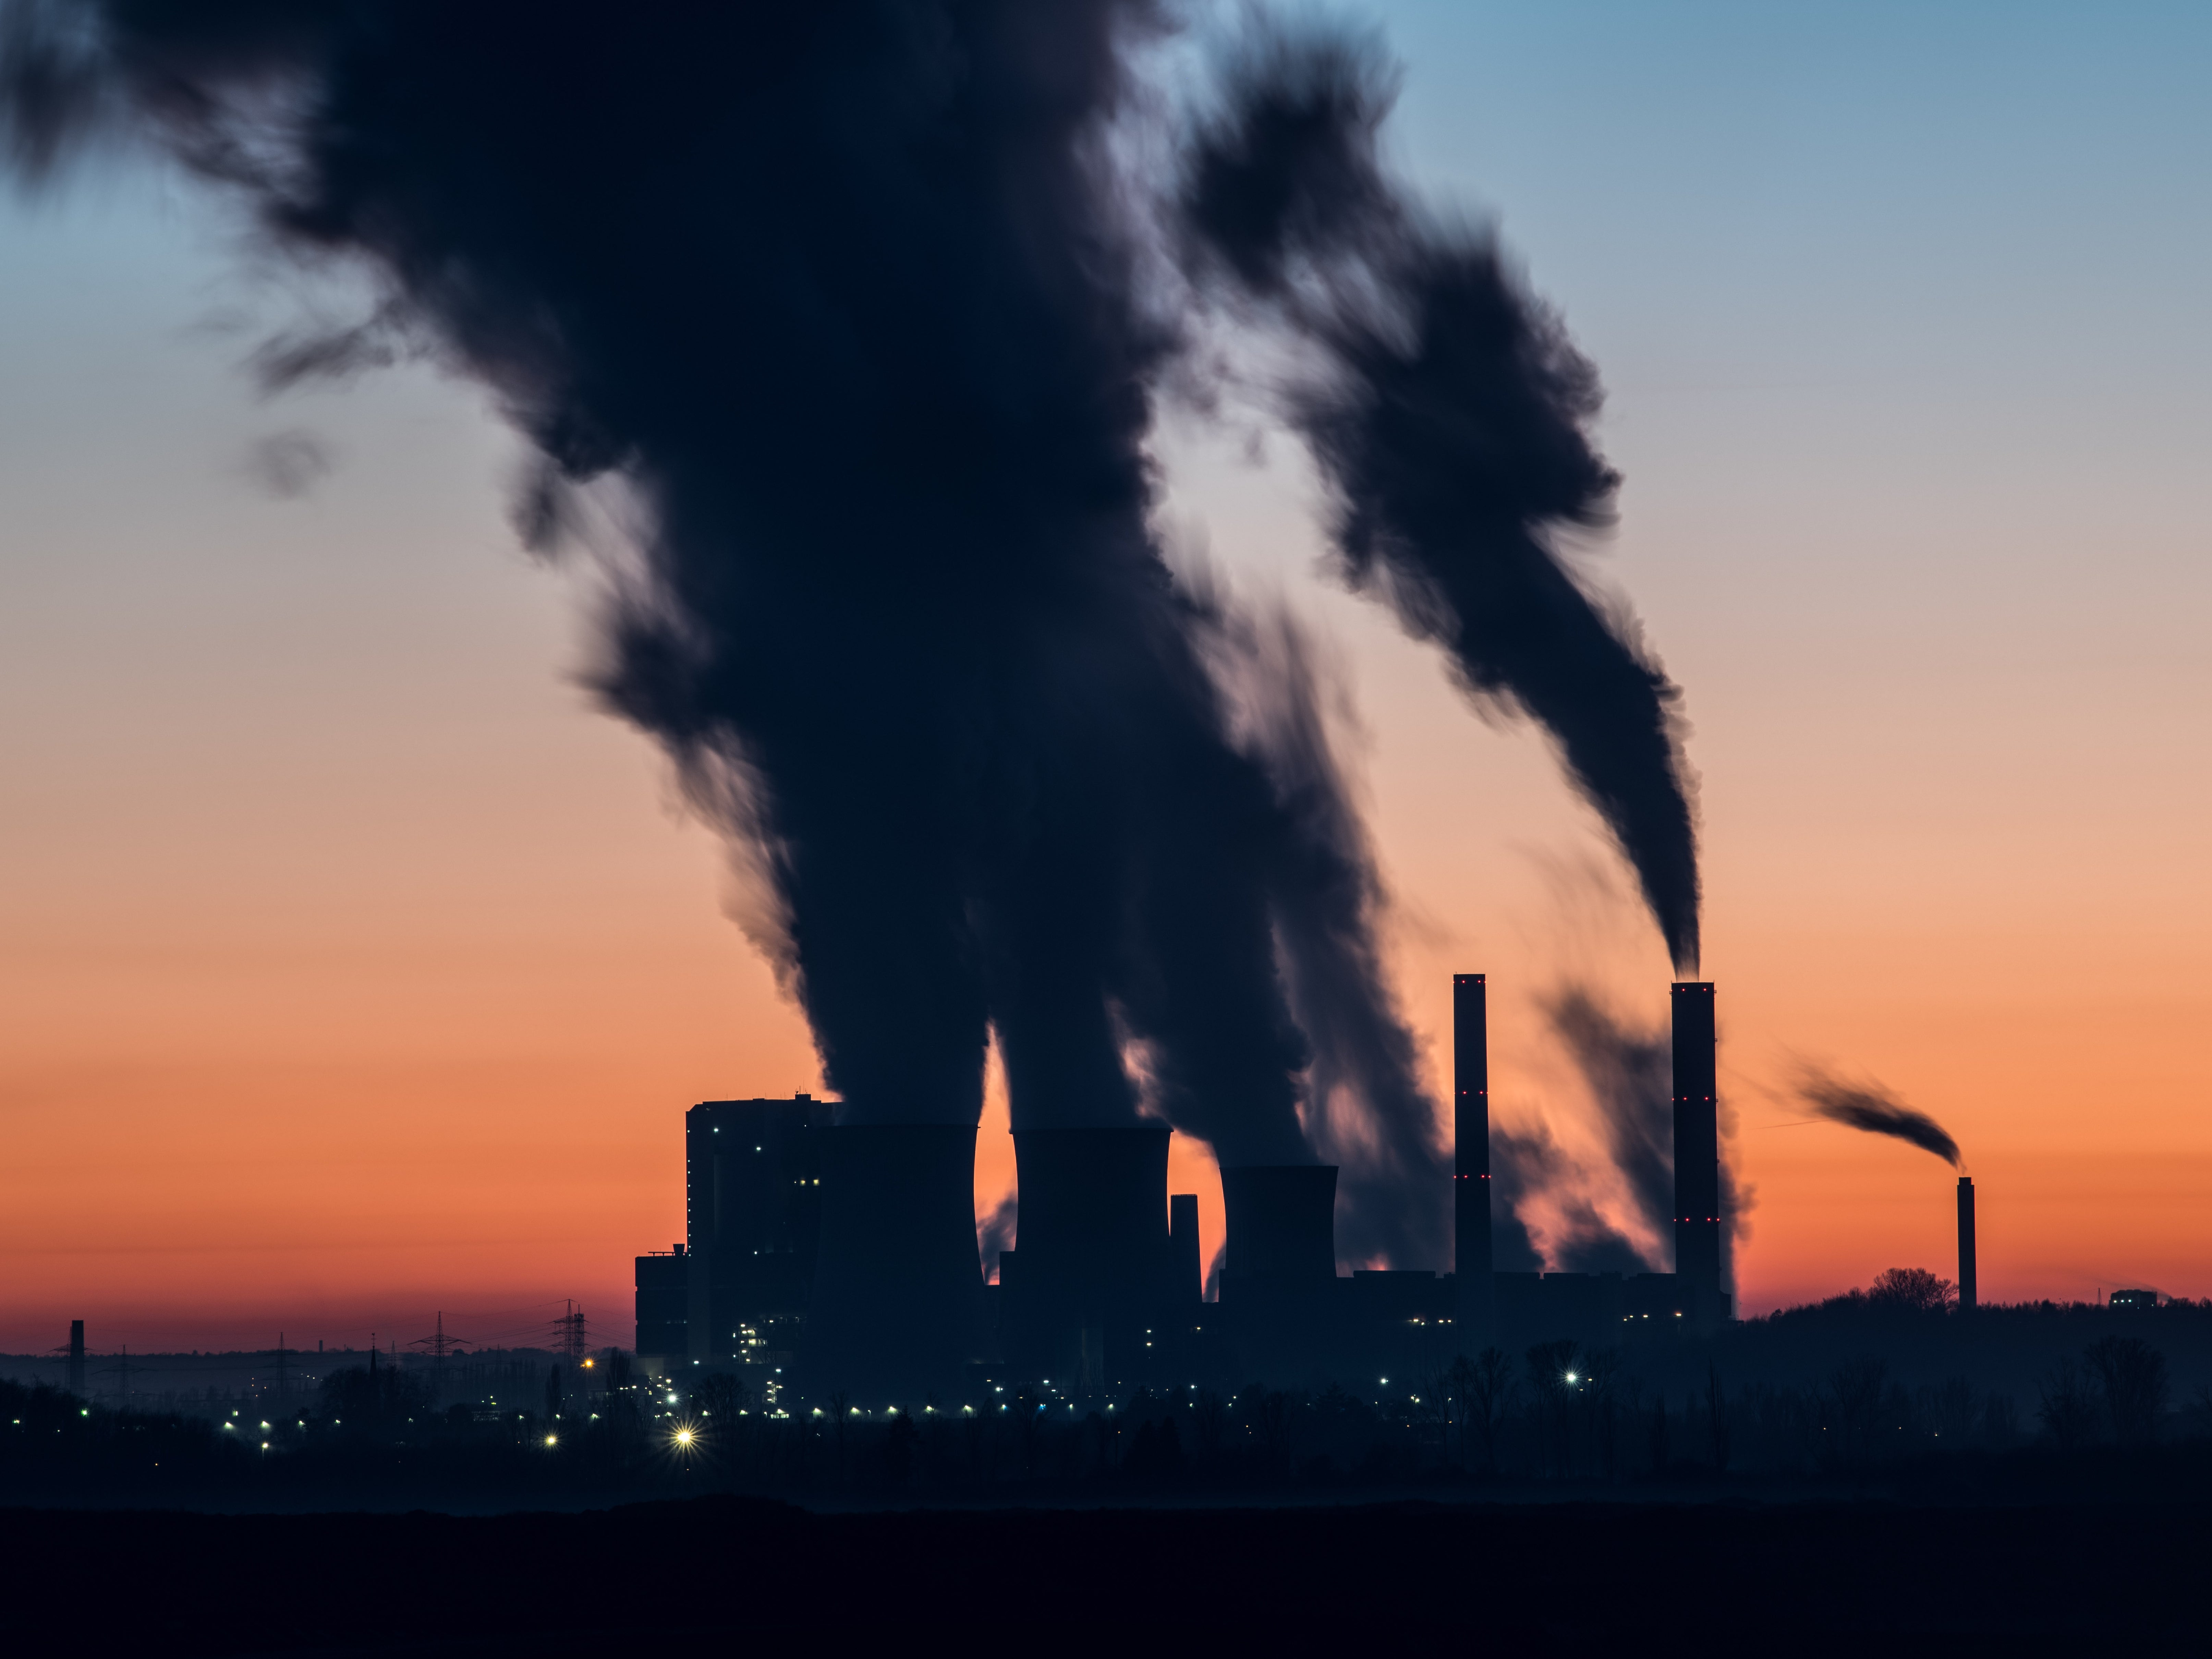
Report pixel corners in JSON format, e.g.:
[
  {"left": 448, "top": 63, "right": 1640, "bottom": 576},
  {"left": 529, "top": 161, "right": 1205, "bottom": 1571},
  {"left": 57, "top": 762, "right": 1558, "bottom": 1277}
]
[
  {"left": 1700, "top": 1362, "right": 1732, "bottom": 1474},
  {"left": 1826, "top": 1356, "right": 1888, "bottom": 1467},
  {"left": 1525, "top": 1341, "right": 1580, "bottom": 1477},
  {"left": 1865, "top": 1268, "right": 1956, "bottom": 1312},
  {"left": 692, "top": 1370, "right": 754, "bottom": 1424},
  {"left": 316, "top": 1363, "right": 433, "bottom": 1434},
  {"left": 1460, "top": 1346, "right": 1516, "bottom": 1474},
  {"left": 2083, "top": 1336, "right": 2169, "bottom": 1445},
  {"left": 828, "top": 1389, "right": 851, "bottom": 1483},
  {"left": 2037, "top": 1358, "right": 2098, "bottom": 1449}
]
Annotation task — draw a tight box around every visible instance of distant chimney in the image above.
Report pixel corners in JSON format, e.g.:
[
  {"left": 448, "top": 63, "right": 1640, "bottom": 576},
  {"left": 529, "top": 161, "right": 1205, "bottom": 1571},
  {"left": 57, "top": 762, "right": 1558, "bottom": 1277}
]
[
  {"left": 1454, "top": 973, "right": 1492, "bottom": 1339},
  {"left": 67, "top": 1320, "right": 85, "bottom": 1397},
  {"left": 1671, "top": 982, "right": 1723, "bottom": 1325},
  {"left": 1957, "top": 1176, "right": 1977, "bottom": 1310}
]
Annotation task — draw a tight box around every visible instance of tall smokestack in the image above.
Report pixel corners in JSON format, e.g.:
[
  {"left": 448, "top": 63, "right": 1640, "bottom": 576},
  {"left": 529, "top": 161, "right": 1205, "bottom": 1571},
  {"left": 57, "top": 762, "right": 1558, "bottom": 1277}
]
[
  {"left": 67, "top": 1320, "right": 84, "bottom": 1397},
  {"left": 1670, "top": 982, "right": 1722, "bottom": 1325},
  {"left": 1453, "top": 973, "right": 1492, "bottom": 1338},
  {"left": 1957, "top": 1176, "right": 1977, "bottom": 1310}
]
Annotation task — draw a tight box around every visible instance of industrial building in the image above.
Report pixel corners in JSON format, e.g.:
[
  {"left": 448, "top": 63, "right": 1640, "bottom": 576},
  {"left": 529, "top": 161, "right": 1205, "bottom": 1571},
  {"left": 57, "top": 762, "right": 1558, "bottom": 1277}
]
[
  {"left": 632, "top": 1095, "right": 830, "bottom": 1393},
  {"left": 636, "top": 978, "right": 1736, "bottom": 1398}
]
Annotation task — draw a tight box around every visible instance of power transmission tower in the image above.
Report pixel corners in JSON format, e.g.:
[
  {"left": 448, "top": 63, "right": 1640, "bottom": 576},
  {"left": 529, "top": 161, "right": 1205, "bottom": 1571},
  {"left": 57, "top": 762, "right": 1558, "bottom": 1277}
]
[
  {"left": 409, "top": 1312, "right": 472, "bottom": 1402},
  {"left": 550, "top": 1301, "right": 589, "bottom": 1364}
]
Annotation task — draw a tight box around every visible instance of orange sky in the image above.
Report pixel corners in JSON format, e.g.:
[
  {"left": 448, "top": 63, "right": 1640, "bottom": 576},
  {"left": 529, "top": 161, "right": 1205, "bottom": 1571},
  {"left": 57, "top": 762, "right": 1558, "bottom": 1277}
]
[{"left": 2, "top": 5, "right": 2208, "bottom": 1353}]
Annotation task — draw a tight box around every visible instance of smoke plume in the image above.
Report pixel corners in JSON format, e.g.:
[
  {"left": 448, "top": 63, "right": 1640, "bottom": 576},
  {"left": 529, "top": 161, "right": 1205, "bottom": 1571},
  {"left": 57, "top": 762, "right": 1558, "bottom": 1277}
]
[
  {"left": 976, "top": 1192, "right": 1018, "bottom": 1286},
  {"left": 1176, "top": 22, "right": 1703, "bottom": 972},
  {"left": 1208, "top": 604, "right": 1447, "bottom": 1266},
  {"left": 1489, "top": 1118, "right": 1643, "bottom": 1276},
  {"left": 0, "top": 2, "right": 1697, "bottom": 1268},
  {"left": 1797, "top": 1065, "right": 1962, "bottom": 1168},
  {"left": 0, "top": 0, "right": 1321, "bottom": 1152},
  {"left": 1545, "top": 986, "right": 1672, "bottom": 1258}
]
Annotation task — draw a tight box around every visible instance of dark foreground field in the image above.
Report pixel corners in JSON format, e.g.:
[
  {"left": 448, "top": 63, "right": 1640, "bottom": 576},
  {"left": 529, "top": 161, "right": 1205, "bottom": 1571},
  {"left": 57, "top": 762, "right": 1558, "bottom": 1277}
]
[{"left": 5, "top": 1494, "right": 2204, "bottom": 1656}]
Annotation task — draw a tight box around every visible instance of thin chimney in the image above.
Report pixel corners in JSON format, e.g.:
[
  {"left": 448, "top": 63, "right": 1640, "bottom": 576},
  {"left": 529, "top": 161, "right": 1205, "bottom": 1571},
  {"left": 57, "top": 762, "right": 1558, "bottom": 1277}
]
[
  {"left": 1672, "top": 982, "right": 1723, "bottom": 1325},
  {"left": 1957, "top": 1176, "right": 1978, "bottom": 1310},
  {"left": 1454, "top": 974, "right": 1492, "bottom": 1339}
]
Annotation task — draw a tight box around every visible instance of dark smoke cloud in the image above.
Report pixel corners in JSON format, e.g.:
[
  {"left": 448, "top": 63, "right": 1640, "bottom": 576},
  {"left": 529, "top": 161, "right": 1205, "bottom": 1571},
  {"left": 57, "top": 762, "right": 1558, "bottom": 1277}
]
[
  {"left": 1208, "top": 603, "right": 1446, "bottom": 1266},
  {"left": 0, "top": 3, "right": 1681, "bottom": 1270},
  {"left": 0, "top": 0, "right": 1453, "bottom": 1212},
  {"left": 0, "top": 0, "right": 1327, "bottom": 1156},
  {"left": 1797, "top": 1065, "right": 1962, "bottom": 1168},
  {"left": 1175, "top": 21, "right": 1703, "bottom": 973}
]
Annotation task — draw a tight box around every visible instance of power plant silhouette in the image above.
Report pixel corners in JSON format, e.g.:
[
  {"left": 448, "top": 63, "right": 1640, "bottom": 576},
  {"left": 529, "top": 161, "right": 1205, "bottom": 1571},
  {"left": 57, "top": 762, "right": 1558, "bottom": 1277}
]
[{"left": 637, "top": 976, "right": 1736, "bottom": 1400}]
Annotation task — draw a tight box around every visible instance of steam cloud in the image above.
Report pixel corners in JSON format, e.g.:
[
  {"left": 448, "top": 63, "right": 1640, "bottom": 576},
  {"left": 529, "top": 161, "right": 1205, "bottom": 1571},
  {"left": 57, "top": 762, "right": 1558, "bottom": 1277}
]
[
  {"left": 1175, "top": 24, "right": 1703, "bottom": 973},
  {"left": 1797, "top": 1065, "right": 1962, "bottom": 1168},
  {"left": 0, "top": 2, "right": 1693, "bottom": 1268}
]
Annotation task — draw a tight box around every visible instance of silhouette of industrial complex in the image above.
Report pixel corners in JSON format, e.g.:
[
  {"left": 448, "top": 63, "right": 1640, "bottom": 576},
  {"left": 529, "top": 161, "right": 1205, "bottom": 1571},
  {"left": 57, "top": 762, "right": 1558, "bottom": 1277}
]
[{"left": 632, "top": 975, "right": 1971, "bottom": 1401}]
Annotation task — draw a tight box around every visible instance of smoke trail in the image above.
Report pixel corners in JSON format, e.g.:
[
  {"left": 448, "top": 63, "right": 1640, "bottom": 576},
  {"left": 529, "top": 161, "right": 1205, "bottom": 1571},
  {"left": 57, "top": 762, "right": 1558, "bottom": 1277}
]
[
  {"left": 1797, "top": 1065, "right": 1961, "bottom": 1168},
  {"left": 1543, "top": 985, "right": 1672, "bottom": 1259},
  {"left": 976, "top": 1192, "right": 1018, "bottom": 1286},
  {"left": 1176, "top": 21, "right": 1703, "bottom": 972},
  {"left": 1208, "top": 602, "right": 1448, "bottom": 1267},
  {"left": 1490, "top": 1119, "right": 1646, "bottom": 1275}
]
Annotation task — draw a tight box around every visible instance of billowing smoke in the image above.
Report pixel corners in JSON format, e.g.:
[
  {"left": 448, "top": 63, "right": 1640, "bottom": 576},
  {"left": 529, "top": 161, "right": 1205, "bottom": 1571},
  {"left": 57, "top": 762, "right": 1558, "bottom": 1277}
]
[
  {"left": 1797, "top": 1065, "right": 1961, "bottom": 1168},
  {"left": 1, "top": 2, "right": 1697, "bottom": 1270},
  {"left": 0, "top": 0, "right": 1319, "bottom": 1157},
  {"left": 1175, "top": 22, "right": 1703, "bottom": 973}
]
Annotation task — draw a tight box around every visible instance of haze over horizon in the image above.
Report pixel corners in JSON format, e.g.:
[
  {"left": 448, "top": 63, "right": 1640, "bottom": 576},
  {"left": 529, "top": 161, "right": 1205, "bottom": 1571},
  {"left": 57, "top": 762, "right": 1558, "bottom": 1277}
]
[{"left": 1, "top": 0, "right": 2207, "bottom": 1353}]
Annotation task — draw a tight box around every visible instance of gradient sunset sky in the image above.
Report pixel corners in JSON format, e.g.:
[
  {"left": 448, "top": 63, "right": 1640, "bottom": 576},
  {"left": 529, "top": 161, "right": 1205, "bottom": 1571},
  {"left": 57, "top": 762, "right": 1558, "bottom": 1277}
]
[{"left": 1, "top": 0, "right": 2206, "bottom": 1353}]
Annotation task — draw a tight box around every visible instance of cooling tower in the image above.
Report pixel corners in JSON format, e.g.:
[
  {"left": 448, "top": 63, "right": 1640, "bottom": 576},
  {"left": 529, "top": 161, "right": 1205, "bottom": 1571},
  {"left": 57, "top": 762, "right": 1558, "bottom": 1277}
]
[
  {"left": 802, "top": 1124, "right": 986, "bottom": 1401},
  {"left": 1957, "top": 1176, "right": 1978, "bottom": 1310},
  {"left": 1454, "top": 973, "right": 1492, "bottom": 1337},
  {"left": 1221, "top": 1165, "right": 1338, "bottom": 1282},
  {"left": 1671, "top": 981, "right": 1723, "bottom": 1325},
  {"left": 1219, "top": 1164, "right": 1338, "bottom": 1382},
  {"left": 1006, "top": 1126, "right": 1172, "bottom": 1383}
]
